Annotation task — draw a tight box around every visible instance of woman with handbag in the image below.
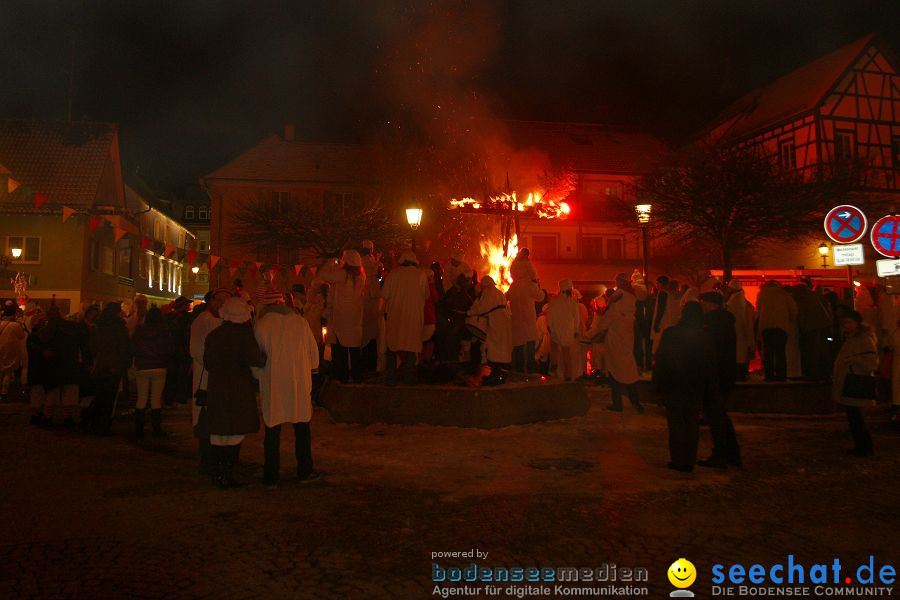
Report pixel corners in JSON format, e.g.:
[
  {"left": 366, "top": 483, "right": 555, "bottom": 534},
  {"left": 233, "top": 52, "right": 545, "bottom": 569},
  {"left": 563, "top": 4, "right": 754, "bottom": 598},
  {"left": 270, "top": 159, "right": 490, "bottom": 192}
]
[
  {"left": 833, "top": 310, "right": 879, "bottom": 457},
  {"left": 203, "top": 297, "right": 266, "bottom": 488}
]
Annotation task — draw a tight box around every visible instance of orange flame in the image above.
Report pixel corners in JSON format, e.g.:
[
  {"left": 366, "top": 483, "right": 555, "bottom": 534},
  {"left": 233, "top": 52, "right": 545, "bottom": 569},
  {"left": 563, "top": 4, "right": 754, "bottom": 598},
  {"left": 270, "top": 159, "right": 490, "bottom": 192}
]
[
  {"left": 449, "top": 191, "right": 570, "bottom": 220},
  {"left": 480, "top": 234, "right": 518, "bottom": 292}
]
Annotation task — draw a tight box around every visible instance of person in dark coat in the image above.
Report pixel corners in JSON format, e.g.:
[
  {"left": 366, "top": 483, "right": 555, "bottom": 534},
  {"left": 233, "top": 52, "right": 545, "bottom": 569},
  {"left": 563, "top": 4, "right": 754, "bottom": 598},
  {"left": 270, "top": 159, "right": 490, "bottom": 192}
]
[
  {"left": 653, "top": 302, "right": 717, "bottom": 472},
  {"left": 40, "top": 304, "right": 82, "bottom": 426},
  {"left": 203, "top": 297, "right": 266, "bottom": 488},
  {"left": 698, "top": 291, "right": 741, "bottom": 468},
  {"left": 132, "top": 307, "right": 173, "bottom": 438},
  {"left": 26, "top": 311, "right": 50, "bottom": 425},
  {"left": 164, "top": 296, "right": 192, "bottom": 407},
  {"left": 86, "top": 303, "right": 132, "bottom": 435}
]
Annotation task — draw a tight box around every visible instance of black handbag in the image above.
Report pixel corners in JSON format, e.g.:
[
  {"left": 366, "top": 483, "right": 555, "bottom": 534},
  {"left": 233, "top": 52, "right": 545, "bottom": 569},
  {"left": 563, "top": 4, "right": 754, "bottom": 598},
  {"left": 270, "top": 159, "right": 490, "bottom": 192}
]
[
  {"left": 194, "top": 368, "right": 208, "bottom": 407},
  {"left": 841, "top": 370, "right": 879, "bottom": 401}
]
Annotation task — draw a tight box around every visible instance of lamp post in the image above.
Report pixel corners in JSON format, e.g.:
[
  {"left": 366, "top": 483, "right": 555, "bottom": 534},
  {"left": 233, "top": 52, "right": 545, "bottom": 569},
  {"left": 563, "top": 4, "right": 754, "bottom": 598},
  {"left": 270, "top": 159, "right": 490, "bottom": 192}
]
[
  {"left": 635, "top": 203, "right": 652, "bottom": 281},
  {"left": 818, "top": 242, "right": 830, "bottom": 268},
  {"left": 406, "top": 205, "right": 423, "bottom": 252}
]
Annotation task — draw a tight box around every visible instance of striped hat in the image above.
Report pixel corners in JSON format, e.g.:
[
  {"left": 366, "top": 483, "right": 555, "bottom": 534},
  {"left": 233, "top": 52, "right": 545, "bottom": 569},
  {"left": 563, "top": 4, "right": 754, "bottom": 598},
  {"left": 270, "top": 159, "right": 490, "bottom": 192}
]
[{"left": 261, "top": 289, "right": 285, "bottom": 305}]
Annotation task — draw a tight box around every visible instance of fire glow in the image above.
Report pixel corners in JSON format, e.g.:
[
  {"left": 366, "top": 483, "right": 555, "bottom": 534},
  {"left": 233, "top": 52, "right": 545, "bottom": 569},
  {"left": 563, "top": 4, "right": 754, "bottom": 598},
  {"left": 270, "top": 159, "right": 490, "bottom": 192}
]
[
  {"left": 480, "top": 234, "right": 518, "bottom": 292},
  {"left": 450, "top": 191, "right": 570, "bottom": 220}
]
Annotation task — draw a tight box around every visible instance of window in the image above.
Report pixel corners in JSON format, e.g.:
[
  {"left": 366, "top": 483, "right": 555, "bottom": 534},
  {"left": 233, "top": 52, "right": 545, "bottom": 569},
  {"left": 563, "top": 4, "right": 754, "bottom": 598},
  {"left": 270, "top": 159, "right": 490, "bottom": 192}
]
[
  {"left": 116, "top": 242, "right": 132, "bottom": 278},
  {"left": 779, "top": 138, "right": 797, "bottom": 171},
  {"left": 5, "top": 236, "right": 41, "bottom": 263},
  {"left": 325, "top": 191, "right": 363, "bottom": 217},
  {"left": 101, "top": 246, "right": 115, "bottom": 275},
  {"left": 197, "top": 205, "right": 209, "bottom": 220},
  {"left": 581, "top": 237, "right": 605, "bottom": 260},
  {"left": 892, "top": 136, "right": 900, "bottom": 168},
  {"left": 606, "top": 238, "right": 623, "bottom": 259},
  {"left": 184, "top": 205, "right": 195, "bottom": 220},
  {"left": 531, "top": 235, "right": 558, "bottom": 260},
  {"left": 581, "top": 235, "right": 624, "bottom": 260},
  {"left": 197, "top": 240, "right": 209, "bottom": 252},
  {"left": 835, "top": 131, "right": 855, "bottom": 161}
]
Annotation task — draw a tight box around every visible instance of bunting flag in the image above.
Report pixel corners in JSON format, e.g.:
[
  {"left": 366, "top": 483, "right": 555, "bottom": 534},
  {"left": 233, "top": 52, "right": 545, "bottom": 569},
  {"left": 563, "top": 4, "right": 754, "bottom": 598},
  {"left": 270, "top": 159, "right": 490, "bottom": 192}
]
[
  {"left": 187, "top": 249, "right": 197, "bottom": 265},
  {"left": 7, "top": 177, "right": 20, "bottom": 193},
  {"left": 208, "top": 255, "right": 221, "bottom": 269},
  {"left": 142, "top": 236, "right": 151, "bottom": 249},
  {"left": 293, "top": 264, "right": 303, "bottom": 276},
  {"left": 255, "top": 261, "right": 263, "bottom": 270},
  {"left": 89, "top": 215, "right": 103, "bottom": 232},
  {"left": 113, "top": 227, "right": 127, "bottom": 242},
  {"left": 34, "top": 193, "right": 48, "bottom": 209},
  {"left": 61, "top": 206, "right": 76, "bottom": 223},
  {"left": 164, "top": 243, "right": 175, "bottom": 258}
]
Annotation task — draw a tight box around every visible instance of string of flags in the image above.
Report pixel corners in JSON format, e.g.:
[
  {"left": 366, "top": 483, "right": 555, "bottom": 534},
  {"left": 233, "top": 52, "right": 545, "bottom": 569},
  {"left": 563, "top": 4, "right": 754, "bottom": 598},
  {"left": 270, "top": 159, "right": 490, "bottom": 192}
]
[{"left": 7, "top": 175, "right": 313, "bottom": 280}]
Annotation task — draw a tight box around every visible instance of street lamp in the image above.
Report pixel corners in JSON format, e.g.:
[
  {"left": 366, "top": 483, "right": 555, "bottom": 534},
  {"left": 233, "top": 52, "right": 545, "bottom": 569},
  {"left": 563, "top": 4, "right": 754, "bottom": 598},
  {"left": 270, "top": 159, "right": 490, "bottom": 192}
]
[
  {"left": 11, "top": 246, "right": 22, "bottom": 259},
  {"left": 818, "top": 242, "right": 830, "bottom": 268},
  {"left": 191, "top": 265, "right": 200, "bottom": 274},
  {"left": 635, "top": 203, "right": 652, "bottom": 280},
  {"left": 406, "top": 205, "right": 423, "bottom": 251}
]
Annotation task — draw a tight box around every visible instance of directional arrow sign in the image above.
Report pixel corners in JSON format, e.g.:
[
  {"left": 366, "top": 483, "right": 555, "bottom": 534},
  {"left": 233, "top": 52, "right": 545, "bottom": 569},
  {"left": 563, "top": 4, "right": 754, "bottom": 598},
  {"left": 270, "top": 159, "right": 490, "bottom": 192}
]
[
  {"left": 871, "top": 214, "right": 900, "bottom": 258},
  {"left": 824, "top": 205, "right": 867, "bottom": 244}
]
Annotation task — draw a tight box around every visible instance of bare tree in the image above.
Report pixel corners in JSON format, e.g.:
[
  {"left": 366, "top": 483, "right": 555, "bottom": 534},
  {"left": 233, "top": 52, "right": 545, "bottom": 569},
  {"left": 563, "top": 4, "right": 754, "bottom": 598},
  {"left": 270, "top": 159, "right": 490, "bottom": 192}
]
[
  {"left": 229, "top": 198, "right": 406, "bottom": 260},
  {"left": 633, "top": 144, "right": 856, "bottom": 282}
]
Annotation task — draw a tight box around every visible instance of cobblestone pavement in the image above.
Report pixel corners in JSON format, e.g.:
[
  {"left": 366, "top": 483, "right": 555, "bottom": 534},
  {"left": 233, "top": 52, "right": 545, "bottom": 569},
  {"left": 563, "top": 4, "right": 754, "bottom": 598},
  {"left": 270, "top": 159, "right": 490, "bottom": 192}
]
[{"left": 0, "top": 390, "right": 898, "bottom": 600}]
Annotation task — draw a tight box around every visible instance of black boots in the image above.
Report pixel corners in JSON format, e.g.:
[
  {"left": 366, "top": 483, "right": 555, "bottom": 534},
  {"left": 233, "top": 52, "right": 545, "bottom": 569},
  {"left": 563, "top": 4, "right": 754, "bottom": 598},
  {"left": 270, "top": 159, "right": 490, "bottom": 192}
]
[
  {"left": 150, "top": 409, "right": 166, "bottom": 437},
  {"left": 213, "top": 444, "right": 244, "bottom": 489},
  {"left": 134, "top": 409, "right": 146, "bottom": 438},
  {"left": 198, "top": 437, "right": 213, "bottom": 476}
]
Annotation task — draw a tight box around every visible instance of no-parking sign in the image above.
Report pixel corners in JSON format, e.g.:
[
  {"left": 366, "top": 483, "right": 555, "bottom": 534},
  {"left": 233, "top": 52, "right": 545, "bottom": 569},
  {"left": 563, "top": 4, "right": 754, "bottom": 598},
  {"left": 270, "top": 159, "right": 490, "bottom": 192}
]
[
  {"left": 824, "top": 205, "right": 867, "bottom": 244},
  {"left": 870, "top": 214, "right": 900, "bottom": 258}
]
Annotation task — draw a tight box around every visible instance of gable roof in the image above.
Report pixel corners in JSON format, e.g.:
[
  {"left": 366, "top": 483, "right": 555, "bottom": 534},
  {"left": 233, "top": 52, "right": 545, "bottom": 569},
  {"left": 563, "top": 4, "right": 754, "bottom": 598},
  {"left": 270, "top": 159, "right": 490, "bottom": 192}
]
[
  {"left": 703, "top": 34, "right": 878, "bottom": 144},
  {"left": 0, "top": 119, "right": 118, "bottom": 207},
  {"left": 203, "top": 135, "right": 378, "bottom": 184},
  {"left": 503, "top": 120, "right": 668, "bottom": 174}
]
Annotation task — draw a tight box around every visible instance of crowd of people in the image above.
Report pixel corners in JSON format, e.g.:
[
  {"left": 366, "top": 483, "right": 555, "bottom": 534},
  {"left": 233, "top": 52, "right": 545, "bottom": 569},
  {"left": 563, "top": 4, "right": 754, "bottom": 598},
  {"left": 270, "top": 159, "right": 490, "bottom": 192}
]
[{"left": 1, "top": 241, "right": 898, "bottom": 485}]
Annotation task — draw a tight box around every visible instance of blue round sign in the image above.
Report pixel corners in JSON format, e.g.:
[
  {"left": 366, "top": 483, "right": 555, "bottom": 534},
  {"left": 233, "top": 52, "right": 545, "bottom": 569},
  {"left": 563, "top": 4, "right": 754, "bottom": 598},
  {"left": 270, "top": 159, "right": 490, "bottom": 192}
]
[
  {"left": 824, "top": 205, "right": 867, "bottom": 244},
  {"left": 871, "top": 215, "right": 900, "bottom": 258}
]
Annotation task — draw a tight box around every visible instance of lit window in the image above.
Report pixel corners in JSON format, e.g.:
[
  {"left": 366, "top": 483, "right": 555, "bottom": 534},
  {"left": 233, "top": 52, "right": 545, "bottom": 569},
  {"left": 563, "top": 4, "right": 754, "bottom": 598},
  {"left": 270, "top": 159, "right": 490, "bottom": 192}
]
[{"left": 5, "top": 236, "right": 41, "bottom": 263}]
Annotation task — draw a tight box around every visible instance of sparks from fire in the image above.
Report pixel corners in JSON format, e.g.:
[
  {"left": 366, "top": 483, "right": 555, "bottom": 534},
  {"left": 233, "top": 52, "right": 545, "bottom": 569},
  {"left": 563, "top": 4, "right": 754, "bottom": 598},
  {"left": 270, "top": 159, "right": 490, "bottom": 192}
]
[{"left": 450, "top": 191, "right": 571, "bottom": 220}]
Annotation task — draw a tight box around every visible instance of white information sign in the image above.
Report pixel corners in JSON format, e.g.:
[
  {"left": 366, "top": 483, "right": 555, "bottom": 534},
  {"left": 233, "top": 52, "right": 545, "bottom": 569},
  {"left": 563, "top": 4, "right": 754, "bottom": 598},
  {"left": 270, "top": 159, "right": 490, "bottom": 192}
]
[
  {"left": 832, "top": 243, "right": 865, "bottom": 266},
  {"left": 876, "top": 258, "right": 900, "bottom": 277}
]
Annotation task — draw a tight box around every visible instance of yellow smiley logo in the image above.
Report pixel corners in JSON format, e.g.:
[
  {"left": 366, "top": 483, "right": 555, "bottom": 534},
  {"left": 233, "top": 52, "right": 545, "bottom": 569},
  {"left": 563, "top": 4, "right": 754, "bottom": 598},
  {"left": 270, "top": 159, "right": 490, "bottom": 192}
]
[{"left": 668, "top": 558, "right": 697, "bottom": 588}]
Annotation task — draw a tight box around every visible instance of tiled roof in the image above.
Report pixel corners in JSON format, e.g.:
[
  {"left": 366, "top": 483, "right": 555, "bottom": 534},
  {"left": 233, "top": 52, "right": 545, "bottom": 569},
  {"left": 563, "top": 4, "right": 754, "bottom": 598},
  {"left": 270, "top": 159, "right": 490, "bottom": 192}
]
[
  {"left": 203, "top": 135, "right": 378, "bottom": 184},
  {"left": 704, "top": 34, "right": 876, "bottom": 143},
  {"left": 0, "top": 119, "right": 117, "bottom": 207},
  {"left": 503, "top": 120, "right": 669, "bottom": 174}
]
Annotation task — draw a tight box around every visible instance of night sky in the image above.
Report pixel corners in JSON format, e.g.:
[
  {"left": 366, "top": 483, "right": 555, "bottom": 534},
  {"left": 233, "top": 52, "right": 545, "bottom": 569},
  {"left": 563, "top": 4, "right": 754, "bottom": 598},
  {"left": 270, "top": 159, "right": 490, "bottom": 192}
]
[{"left": 1, "top": 0, "right": 898, "bottom": 189}]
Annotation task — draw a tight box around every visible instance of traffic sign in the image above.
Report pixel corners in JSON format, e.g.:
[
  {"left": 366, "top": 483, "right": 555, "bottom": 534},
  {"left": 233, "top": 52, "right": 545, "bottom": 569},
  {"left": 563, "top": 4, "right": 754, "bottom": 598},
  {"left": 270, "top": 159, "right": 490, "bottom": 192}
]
[
  {"left": 876, "top": 258, "right": 900, "bottom": 277},
  {"left": 870, "top": 214, "right": 900, "bottom": 257},
  {"left": 832, "top": 243, "right": 865, "bottom": 266},
  {"left": 824, "top": 205, "right": 867, "bottom": 244}
]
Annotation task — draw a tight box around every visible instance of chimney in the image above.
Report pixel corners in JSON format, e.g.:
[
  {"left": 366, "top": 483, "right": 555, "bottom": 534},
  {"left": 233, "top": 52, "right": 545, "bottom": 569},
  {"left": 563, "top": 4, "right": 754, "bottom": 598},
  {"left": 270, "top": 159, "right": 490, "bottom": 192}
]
[{"left": 283, "top": 123, "right": 295, "bottom": 142}]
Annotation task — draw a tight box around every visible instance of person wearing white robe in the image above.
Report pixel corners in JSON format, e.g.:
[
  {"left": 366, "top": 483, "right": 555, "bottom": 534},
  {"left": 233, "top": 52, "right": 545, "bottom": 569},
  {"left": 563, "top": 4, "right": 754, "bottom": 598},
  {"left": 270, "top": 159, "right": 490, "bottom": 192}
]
[
  {"left": 507, "top": 275, "right": 544, "bottom": 372},
  {"left": 725, "top": 280, "right": 756, "bottom": 380},
  {"left": 382, "top": 251, "right": 430, "bottom": 384},
  {"left": 468, "top": 276, "right": 512, "bottom": 384},
  {"left": 360, "top": 240, "right": 383, "bottom": 372},
  {"left": 189, "top": 288, "right": 231, "bottom": 475},
  {"left": 444, "top": 250, "right": 473, "bottom": 289},
  {"left": 253, "top": 296, "right": 320, "bottom": 484},
  {"left": 320, "top": 250, "right": 366, "bottom": 383},
  {"left": 547, "top": 280, "right": 581, "bottom": 381},
  {"left": 597, "top": 274, "right": 644, "bottom": 412}
]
